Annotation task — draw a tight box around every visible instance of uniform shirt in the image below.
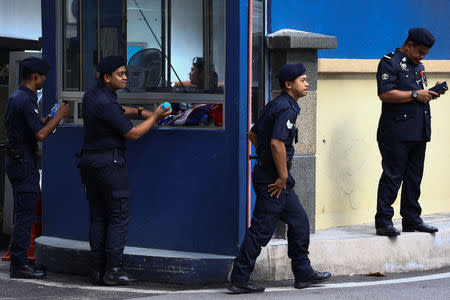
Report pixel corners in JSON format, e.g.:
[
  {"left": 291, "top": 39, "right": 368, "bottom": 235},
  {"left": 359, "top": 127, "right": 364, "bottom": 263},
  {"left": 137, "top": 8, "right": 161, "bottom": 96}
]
[
  {"left": 251, "top": 91, "right": 300, "bottom": 163},
  {"left": 4, "top": 85, "right": 44, "bottom": 151},
  {"left": 376, "top": 48, "right": 430, "bottom": 142},
  {"left": 82, "top": 82, "right": 133, "bottom": 150}
]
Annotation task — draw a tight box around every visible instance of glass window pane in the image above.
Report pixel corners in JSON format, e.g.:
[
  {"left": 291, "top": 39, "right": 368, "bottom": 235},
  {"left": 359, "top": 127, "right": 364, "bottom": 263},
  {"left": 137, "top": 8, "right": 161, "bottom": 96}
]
[
  {"left": 125, "top": 0, "right": 225, "bottom": 95},
  {"left": 81, "top": 0, "right": 98, "bottom": 90},
  {"left": 99, "top": 0, "right": 125, "bottom": 58},
  {"left": 63, "top": 0, "right": 81, "bottom": 91},
  {"left": 252, "top": 0, "right": 265, "bottom": 123}
]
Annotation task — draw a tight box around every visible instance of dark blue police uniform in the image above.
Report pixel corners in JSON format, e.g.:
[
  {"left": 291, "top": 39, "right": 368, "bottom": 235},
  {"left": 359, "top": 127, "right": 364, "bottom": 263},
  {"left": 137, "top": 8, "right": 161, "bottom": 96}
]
[
  {"left": 78, "top": 80, "right": 133, "bottom": 269},
  {"left": 375, "top": 48, "right": 430, "bottom": 229},
  {"left": 230, "top": 90, "right": 313, "bottom": 283},
  {"left": 4, "top": 85, "right": 44, "bottom": 265}
]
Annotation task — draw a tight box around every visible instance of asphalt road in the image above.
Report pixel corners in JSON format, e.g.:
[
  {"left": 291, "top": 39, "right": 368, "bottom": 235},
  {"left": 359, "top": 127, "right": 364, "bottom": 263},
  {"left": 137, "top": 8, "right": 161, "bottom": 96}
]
[{"left": 0, "top": 248, "right": 449, "bottom": 300}]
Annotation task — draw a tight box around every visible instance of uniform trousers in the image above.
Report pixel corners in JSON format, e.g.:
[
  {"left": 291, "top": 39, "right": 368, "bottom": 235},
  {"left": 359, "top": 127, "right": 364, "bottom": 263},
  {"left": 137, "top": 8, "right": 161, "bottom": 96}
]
[
  {"left": 376, "top": 140, "right": 426, "bottom": 228},
  {"left": 5, "top": 151, "right": 40, "bottom": 265},
  {"left": 79, "top": 150, "right": 130, "bottom": 268},
  {"left": 231, "top": 165, "right": 313, "bottom": 283}
]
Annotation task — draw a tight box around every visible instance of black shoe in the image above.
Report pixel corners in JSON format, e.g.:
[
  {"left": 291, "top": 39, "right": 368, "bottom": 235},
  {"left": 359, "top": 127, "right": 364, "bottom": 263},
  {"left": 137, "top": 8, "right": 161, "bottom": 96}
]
[
  {"left": 9, "top": 263, "right": 46, "bottom": 279},
  {"left": 89, "top": 267, "right": 105, "bottom": 285},
  {"left": 228, "top": 281, "right": 265, "bottom": 294},
  {"left": 403, "top": 222, "right": 438, "bottom": 233},
  {"left": 376, "top": 225, "right": 401, "bottom": 237},
  {"left": 295, "top": 271, "right": 331, "bottom": 289},
  {"left": 103, "top": 267, "right": 137, "bottom": 286}
]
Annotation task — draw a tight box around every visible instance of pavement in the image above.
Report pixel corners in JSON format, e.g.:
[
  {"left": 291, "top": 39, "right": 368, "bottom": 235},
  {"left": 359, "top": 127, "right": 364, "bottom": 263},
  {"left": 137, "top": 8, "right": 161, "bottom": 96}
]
[
  {"left": 1, "top": 213, "right": 449, "bottom": 284},
  {"left": 251, "top": 213, "right": 450, "bottom": 281}
]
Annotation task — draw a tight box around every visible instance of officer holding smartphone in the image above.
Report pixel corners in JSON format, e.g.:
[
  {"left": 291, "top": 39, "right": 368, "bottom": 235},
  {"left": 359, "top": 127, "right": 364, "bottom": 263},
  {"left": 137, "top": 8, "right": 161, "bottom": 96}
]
[{"left": 375, "top": 28, "right": 445, "bottom": 237}]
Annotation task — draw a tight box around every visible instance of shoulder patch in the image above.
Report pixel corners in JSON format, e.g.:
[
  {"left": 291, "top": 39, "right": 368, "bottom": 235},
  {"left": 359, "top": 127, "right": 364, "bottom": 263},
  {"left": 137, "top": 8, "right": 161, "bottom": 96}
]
[{"left": 286, "top": 119, "right": 294, "bottom": 129}]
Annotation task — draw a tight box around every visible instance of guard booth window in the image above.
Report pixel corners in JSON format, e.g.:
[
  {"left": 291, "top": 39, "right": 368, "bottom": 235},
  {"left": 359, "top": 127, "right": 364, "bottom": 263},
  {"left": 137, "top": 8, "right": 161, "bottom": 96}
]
[{"left": 61, "top": 0, "right": 225, "bottom": 128}]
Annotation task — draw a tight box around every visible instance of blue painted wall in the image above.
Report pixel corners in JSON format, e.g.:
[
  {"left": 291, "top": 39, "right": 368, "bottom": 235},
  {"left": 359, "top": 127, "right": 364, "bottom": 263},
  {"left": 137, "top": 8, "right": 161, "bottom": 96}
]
[
  {"left": 41, "top": 0, "right": 248, "bottom": 256},
  {"left": 270, "top": 0, "right": 450, "bottom": 59}
]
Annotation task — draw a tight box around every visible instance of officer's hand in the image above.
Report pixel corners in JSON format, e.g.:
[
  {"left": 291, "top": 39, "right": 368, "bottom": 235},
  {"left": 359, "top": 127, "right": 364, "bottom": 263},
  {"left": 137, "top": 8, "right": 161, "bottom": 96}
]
[
  {"left": 417, "top": 89, "right": 433, "bottom": 102},
  {"left": 155, "top": 104, "right": 172, "bottom": 120},
  {"left": 56, "top": 103, "right": 70, "bottom": 118},
  {"left": 268, "top": 177, "right": 287, "bottom": 198},
  {"left": 42, "top": 114, "right": 51, "bottom": 123}
]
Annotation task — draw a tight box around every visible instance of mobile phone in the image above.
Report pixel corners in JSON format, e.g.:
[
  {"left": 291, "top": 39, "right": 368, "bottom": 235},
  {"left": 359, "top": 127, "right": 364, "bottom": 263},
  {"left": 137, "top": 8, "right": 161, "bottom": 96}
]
[{"left": 428, "top": 81, "right": 448, "bottom": 94}]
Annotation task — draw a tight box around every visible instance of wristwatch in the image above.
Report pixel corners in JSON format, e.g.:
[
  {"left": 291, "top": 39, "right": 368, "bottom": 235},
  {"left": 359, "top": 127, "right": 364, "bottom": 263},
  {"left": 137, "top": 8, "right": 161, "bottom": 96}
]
[
  {"left": 137, "top": 106, "right": 144, "bottom": 119},
  {"left": 412, "top": 90, "right": 418, "bottom": 102}
]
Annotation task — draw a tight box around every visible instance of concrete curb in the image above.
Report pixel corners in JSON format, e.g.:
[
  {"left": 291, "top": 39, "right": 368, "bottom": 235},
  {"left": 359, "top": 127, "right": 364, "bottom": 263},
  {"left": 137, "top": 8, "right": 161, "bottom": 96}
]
[{"left": 251, "top": 213, "right": 450, "bottom": 281}]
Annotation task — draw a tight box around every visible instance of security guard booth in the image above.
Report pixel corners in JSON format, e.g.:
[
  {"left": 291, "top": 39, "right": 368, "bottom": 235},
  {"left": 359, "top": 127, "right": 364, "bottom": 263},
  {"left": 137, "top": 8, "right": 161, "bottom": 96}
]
[{"left": 36, "top": 0, "right": 258, "bottom": 283}]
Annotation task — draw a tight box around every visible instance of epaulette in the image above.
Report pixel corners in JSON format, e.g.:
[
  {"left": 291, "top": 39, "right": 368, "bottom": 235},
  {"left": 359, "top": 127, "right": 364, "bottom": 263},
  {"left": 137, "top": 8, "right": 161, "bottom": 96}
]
[{"left": 383, "top": 52, "right": 395, "bottom": 60}]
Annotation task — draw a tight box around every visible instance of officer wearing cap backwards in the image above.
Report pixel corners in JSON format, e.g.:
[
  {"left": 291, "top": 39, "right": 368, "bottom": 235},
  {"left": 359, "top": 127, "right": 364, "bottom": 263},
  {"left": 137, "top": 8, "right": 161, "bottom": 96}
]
[
  {"left": 228, "top": 62, "right": 331, "bottom": 294},
  {"left": 77, "top": 56, "right": 171, "bottom": 285},
  {"left": 375, "top": 28, "right": 444, "bottom": 237},
  {"left": 5, "top": 57, "right": 70, "bottom": 279}
]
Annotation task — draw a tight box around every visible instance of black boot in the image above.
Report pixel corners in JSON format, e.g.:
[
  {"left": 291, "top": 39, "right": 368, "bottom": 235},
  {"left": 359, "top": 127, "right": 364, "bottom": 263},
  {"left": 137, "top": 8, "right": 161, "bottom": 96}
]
[
  {"left": 9, "top": 263, "right": 46, "bottom": 279},
  {"left": 376, "top": 225, "right": 401, "bottom": 237},
  {"left": 228, "top": 281, "right": 265, "bottom": 294},
  {"left": 103, "top": 267, "right": 137, "bottom": 286},
  {"left": 89, "top": 265, "right": 105, "bottom": 285},
  {"left": 403, "top": 222, "right": 438, "bottom": 233},
  {"left": 295, "top": 271, "right": 331, "bottom": 289}
]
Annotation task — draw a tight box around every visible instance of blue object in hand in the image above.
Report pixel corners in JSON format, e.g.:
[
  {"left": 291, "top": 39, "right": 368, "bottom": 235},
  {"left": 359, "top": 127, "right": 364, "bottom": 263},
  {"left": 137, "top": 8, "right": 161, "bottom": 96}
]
[
  {"left": 162, "top": 102, "right": 171, "bottom": 110},
  {"left": 50, "top": 104, "right": 60, "bottom": 118}
]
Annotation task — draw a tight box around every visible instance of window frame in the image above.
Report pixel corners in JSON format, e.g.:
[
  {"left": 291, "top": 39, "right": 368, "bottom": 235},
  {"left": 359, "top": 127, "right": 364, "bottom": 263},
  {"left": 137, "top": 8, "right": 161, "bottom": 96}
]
[{"left": 57, "top": 0, "right": 226, "bottom": 129}]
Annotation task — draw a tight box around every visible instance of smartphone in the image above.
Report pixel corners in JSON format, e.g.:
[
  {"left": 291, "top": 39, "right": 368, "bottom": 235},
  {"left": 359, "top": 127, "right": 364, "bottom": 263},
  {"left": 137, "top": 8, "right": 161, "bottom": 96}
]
[{"left": 428, "top": 81, "right": 448, "bottom": 94}]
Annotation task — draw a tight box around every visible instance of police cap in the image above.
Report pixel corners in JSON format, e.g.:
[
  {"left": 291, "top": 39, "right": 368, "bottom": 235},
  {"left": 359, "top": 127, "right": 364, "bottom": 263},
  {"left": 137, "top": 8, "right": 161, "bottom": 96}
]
[
  {"left": 96, "top": 55, "right": 125, "bottom": 73},
  {"left": 407, "top": 28, "right": 435, "bottom": 48},
  {"left": 192, "top": 56, "right": 204, "bottom": 71},
  {"left": 277, "top": 62, "right": 306, "bottom": 88},
  {"left": 22, "top": 57, "right": 50, "bottom": 74}
]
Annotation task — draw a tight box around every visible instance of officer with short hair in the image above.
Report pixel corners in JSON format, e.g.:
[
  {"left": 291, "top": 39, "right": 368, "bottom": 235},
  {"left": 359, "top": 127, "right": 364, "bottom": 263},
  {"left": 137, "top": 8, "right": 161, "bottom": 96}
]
[
  {"left": 5, "top": 57, "right": 70, "bottom": 279},
  {"left": 78, "top": 55, "right": 171, "bottom": 285},
  {"left": 375, "top": 28, "right": 444, "bottom": 237},
  {"left": 228, "top": 62, "right": 331, "bottom": 294}
]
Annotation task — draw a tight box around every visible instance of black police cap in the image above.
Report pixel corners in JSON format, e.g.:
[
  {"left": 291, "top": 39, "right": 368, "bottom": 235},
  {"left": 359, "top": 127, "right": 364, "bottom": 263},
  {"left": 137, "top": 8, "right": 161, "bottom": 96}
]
[
  {"left": 277, "top": 62, "right": 306, "bottom": 85},
  {"left": 407, "top": 28, "right": 435, "bottom": 48},
  {"left": 193, "top": 57, "right": 204, "bottom": 70},
  {"left": 96, "top": 55, "right": 125, "bottom": 74},
  {"left": 22, "top": 57, "right": 50, "bottom": 74}
]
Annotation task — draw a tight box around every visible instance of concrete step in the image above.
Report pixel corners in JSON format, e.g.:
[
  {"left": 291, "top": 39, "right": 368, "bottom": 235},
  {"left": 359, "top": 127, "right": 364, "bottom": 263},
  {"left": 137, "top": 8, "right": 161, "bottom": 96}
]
[
  {"left": 36, "top": 236, "right": 234, "bottom": 284},
  {"left": 251, "top": 213, "right": 450, "bottom": 281}
]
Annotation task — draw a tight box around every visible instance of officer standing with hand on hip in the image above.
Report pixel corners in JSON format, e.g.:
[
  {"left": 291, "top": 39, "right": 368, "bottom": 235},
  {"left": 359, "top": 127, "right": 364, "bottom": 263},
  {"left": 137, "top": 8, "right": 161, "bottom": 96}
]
[
  {"left": 228, "top": 62, "right": 331, "bottom": 294},
  {"left": 375, "top": 28, "right": 444, "bottom": 237},
  {"left": 5, "top": 57, "right": 70, "bottom": 279},
  {"left": 77, "top": 56, "right": 171, "bottom": 286}
]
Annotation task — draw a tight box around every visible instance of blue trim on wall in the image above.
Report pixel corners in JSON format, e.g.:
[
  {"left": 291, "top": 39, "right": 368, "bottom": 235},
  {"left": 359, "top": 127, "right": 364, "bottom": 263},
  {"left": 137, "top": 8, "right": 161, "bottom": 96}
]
[
  {"left": 270, "top": 0, "right": 450, "bottom": 60},
  {"left": 41, "top": 0, "right": 57, "bottom": 115}
]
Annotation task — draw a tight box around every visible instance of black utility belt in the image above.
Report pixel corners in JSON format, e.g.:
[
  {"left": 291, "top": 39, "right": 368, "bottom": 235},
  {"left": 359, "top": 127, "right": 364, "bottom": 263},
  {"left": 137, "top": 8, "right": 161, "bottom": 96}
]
[
  {"left": 81, "top": 148, "right": 125, "bottom": 157},
  {"left": 257, "top": 160, "right": 292, "bottom": 171}
]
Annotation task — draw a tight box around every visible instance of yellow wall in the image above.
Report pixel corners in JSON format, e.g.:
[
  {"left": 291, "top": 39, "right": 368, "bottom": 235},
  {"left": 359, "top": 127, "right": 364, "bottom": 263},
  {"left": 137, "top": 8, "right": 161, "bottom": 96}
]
[{"left": 315, "top": 60, "right": 450, "bottom": 230}]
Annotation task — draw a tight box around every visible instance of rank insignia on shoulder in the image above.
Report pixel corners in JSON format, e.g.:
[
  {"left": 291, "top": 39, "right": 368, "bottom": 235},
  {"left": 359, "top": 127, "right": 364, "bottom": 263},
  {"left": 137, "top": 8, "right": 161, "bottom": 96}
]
[
  {"left": 382, "top": 73, "right": 389, "bottom": 80},
  {"left": 383, "top": 52, "right": 394, "bottom": 59}
]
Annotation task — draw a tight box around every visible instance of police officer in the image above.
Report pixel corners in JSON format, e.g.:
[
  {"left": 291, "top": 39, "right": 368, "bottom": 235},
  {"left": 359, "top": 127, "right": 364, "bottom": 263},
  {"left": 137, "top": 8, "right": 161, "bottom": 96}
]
[
  {"left": 228, "top": 63, "right": 331, "bottom": 294},
  {"left": 78, "top": 56, "right": 171, "bottom": 285},
  {"left": 5, "top": 57, "right": 70, "bottom": 278},
  {"left": 375, "top": 28, "right": 443, "bottom": 237}
]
